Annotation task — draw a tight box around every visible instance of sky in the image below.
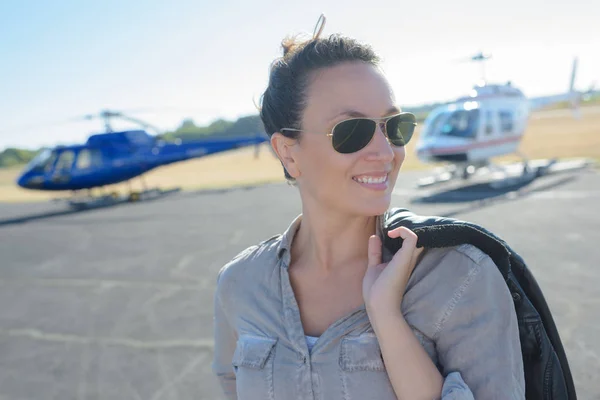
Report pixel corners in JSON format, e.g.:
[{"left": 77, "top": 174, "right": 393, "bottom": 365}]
[{"left": 0, "top": 0, "right": 598, "bottom": 150}]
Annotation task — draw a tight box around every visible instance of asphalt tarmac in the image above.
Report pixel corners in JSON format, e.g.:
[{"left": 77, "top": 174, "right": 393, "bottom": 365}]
[{"left": 0, "top": 163, "right": 598, "bottom": 399}]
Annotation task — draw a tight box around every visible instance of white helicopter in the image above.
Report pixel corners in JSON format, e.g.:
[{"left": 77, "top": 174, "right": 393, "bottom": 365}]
[{"left": 413, "top": 52, "right": 590, "bottom": 186}]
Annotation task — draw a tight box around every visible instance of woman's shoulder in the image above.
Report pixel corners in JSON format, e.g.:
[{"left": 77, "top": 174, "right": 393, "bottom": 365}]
[
  {"left": 414, "top": 243, "right": 506, "bottom": 291},
  {"left": 215, "top": 234, "right": 283, "bottom": 292},
  {"left": 405, "top": 243, "right": 514, "bottom": 340},
  {"left": 447, "top": 243, "right": 499, "bottom": 270}
]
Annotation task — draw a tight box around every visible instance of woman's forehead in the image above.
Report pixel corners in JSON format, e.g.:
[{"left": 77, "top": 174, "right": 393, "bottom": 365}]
[{"left": 305, "top": 64, "right": 396, "bottom": 122}]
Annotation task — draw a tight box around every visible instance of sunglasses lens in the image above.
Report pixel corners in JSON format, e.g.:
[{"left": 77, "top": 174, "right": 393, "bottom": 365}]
[
  {"left": 330, "top": 113, "right": 417, "bottom": 153},
  {"left": 332, "top": 119, "right": 376, "bottom": 154},
  {"left": 386, "top": 113, "right": 416, "bottom": 146}
]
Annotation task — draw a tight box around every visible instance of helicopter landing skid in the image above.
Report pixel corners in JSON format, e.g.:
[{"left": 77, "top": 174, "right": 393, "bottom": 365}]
[
  {"left": 67, "top": 187, "right": 181, "bottom": 210},
  {"left": 415, "top": 168, "right": 455, "bottom": 188},
  {"left": 416, "top": 158, "right": 532, "bottom": 190},
  {"left": 485, "top": 157, "right": 594, "bottom": 189},
  {"left": 416, "top": 158, "right": 593, "bottom": 191},
  {"left": 487, "top": 162, "right": 538, "bottom": 189},
  {"left": 416, "top": 163, "right": 485, "bottom": 188}
]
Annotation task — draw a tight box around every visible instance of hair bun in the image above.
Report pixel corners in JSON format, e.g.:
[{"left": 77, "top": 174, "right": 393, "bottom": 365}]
[
  {"left": 281, "top": 36, "right": 300, "bottom": 57},
  {"left": 280, "top": 15, "right": 326, "bottom": 57}
]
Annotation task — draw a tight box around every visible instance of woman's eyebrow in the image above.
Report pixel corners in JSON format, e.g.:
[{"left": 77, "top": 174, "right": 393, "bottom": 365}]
[
  {"left": 384, "top": 106, "right": 401, "bottom": 115},
  {"left": 330, "top": 106, "right": 400, "bottom": 121}
]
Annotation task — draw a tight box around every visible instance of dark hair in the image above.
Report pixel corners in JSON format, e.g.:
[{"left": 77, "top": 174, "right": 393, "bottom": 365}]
[{"left": 259, "top": 34, "right": 380, "bottom": 182}]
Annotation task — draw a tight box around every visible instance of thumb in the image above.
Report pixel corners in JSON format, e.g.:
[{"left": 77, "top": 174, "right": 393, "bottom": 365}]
[{"left": 367, "top": 235, "right": 382, "bottom": 268}]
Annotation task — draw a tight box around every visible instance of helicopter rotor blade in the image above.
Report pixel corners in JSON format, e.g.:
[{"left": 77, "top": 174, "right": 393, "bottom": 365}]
[
  {"left": 73, "top": 110, "right": 160, "bottom": 133},
  {"left": 116, "top": 114, "right": 164, "bottom": 135},
  {"left": 1, "top": 106, "right": 220, "bottom": 137},
  {"left": 453, "top": 51, "right": 492, "bottom": 63}
]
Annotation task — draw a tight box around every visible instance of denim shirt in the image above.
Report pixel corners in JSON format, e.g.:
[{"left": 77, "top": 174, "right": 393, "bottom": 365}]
[{"left": 211, "top": 214, "right": 525, "bottom": 400}]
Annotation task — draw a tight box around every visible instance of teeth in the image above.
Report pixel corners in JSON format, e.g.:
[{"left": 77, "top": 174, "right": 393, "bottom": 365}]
[{"left": 354, "top": 175, "right": 387, "bottom": 184}]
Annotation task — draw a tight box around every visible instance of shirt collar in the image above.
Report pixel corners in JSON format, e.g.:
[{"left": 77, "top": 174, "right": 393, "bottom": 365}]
[{"left": 276, "top": 214, "right": 302, "bottom": 266}]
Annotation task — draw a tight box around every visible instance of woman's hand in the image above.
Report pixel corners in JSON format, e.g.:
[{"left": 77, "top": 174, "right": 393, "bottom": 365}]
[
  {"left": 362, "top": 229, "right": 444, "bottom": 399},
  {"left": 362, "top": 227, "right": 424, "bottom": 319}
]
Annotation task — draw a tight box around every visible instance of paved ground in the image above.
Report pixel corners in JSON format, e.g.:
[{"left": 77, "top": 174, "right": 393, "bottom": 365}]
[{"left": 0, "top": 163, "right": 599, "bottom": 399}]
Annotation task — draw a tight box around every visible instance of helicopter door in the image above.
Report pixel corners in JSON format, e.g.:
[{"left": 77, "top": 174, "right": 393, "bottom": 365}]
[
  {"left": 72, "top": 149, "right": 103, "bottom": 171},
  {"left": 483, "top": 110, "right": 495, "bottom": 137},
  {"left": 51, "top": 150, "right": 75, "bottom": 183},
  {"left": 73, "top": 149, "right": 104, "bottom": 171},
  {"left": 499, "top": 110, "right": 515, "bottom": 134},
  {"left": 75, "top": 149, "right": 92, "bottom": 170}
]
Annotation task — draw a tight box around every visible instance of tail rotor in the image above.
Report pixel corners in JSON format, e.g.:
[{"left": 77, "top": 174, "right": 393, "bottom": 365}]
[{"left": 568, "top": 57, "right": 581, "bottom": 119}]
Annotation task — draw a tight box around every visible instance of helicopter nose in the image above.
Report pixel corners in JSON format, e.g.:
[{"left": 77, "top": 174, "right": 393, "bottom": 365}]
[
  {"left": 17, "top": 174, "right": 28, "bottom": 188},
  {"left": 16, "top": 174, "right": 29, "bottom": 188},
  {"left": 17, "top": 173, "right": 43, "bottom": 189}
]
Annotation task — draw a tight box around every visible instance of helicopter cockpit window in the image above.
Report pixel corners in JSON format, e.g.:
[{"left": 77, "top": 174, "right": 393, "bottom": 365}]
[
  {"left": 54, "top": 151, "right": 75, "bottom": 174},
  {"left": 438, "top": 109, "right": 480, "bottom": 139},
  {"left": 75, "top": 149, "right": 91, "bottom": 170},
  {"left": 90, "top": 149, "right": 103, "bottom": 167},
  {"left": 27, "top": 149, "right": 57, "bottom": 173},
  {"left": 485, "top": 111, "right": 494, "bottom": 135},
  {"left": 422, "top": 111, "right": 448, "bottom": 137},
  {"left": 499, "top": 111, "right": 514, "bottom": 132},
  {"left": 44, "top": 151, "right": 58, "bottom": 173}
]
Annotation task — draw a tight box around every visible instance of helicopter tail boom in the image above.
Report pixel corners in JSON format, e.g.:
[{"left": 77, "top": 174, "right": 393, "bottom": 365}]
[{"left": 146, "top": 135, "right": 269, "bottom": 168}]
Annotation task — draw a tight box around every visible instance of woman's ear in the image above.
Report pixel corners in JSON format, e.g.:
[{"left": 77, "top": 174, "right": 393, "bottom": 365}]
[{"left": 271, "top": 133, "right": 301, "bottom": 178}]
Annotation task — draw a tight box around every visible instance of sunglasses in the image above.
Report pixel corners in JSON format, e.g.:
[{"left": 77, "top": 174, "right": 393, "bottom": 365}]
[{"left": 281, "top": 112, "right": 417, "bottom": 154}]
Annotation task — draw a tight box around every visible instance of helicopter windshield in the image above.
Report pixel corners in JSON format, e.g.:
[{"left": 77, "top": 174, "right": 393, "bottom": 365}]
[
  {"left": 421, "top": 110, "right": 449, "bottom": 138},
  {"left": 422, "top": 108, "right": 480, "bottom": 139},
  {"left": 26, "top": 149, "right": 57, "bottom": 172}
]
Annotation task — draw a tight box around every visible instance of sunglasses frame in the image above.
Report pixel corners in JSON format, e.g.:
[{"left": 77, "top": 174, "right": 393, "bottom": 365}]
[{"left": 280, "top": 112, "right": 417, "bottom": 153}]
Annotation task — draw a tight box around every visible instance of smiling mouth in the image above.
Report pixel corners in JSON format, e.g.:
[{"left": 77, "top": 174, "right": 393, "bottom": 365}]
[{"left": 352, "top": 174, "right": 388, "bottom": 184}]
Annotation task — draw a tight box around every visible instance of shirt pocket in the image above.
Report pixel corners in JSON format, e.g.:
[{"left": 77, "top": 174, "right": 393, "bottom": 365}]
[
  {"left": 339, "top": 333, "right": 397, "bottom": 399},
  {"left": 232, "top": 334, "right": 277, "bottom": 400}
]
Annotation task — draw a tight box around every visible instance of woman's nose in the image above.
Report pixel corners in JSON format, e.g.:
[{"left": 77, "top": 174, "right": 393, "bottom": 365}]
[{"left": 365, "top": 124, "right": 395, "bottom": 161}]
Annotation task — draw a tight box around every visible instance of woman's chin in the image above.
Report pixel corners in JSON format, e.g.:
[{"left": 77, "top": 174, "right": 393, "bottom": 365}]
[{"left": 354, "top": 196, "right": 392, "bottom": 216}]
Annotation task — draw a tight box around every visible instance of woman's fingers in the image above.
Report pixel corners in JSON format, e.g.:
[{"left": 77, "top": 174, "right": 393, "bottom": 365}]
[
  {"left": 388, "top": 227, "right": 418, "bottom": 248},
  {"left": 367, "top": 235, "right": 383, "bottom": 269},
  {"left": 388, "top": 226, "right": 417, "bottom": 240},
  {"left": 387, "top": 227, "right": 420, "bottom": 270}
]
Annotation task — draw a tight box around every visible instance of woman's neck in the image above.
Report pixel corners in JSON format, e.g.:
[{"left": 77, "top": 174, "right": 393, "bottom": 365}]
[{"left": 291, "top": 204, "right": 378, "bottom": 275}]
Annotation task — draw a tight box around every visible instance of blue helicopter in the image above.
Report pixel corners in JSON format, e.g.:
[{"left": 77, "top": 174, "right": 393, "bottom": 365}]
[{"left": 16, "top": 110, "right": 269, "bottom": 203}]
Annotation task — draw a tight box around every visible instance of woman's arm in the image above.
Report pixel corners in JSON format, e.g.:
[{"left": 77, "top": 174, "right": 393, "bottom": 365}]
[
  {"left": 432, "top": 249, "right": 525, "bottom": 398},
  {"left": 368, "top": 242, "right": 526, "bottom": 399},
  {"left": 369, "top": 307, "right": 445, "bottom": 399},
  {"left": 364, "top": 229, "right": 479, "bottom": 399},
  {"left": 369, "top": 308, "right": 479, "bottom": 399},
  {"left": 211, "top": 275, "right": 238, "bottom": 400},
  {"left": 364, "top": 229, "right": 447, "bottom": 399}
]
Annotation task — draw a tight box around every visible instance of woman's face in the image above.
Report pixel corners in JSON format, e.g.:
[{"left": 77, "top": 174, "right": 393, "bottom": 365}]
[{"left": 276, "top": 61, "right": 405, "bottom": 217}]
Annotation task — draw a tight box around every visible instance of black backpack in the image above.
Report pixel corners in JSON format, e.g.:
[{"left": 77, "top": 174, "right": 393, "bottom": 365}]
[{"left": 382, "top": 208, "right": 576, "bottom": 399}]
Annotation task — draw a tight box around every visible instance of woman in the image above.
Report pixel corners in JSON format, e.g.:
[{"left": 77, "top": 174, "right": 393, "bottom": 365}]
[{"left": 212, "top": 16, "right": 525, "bottom": 400}]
